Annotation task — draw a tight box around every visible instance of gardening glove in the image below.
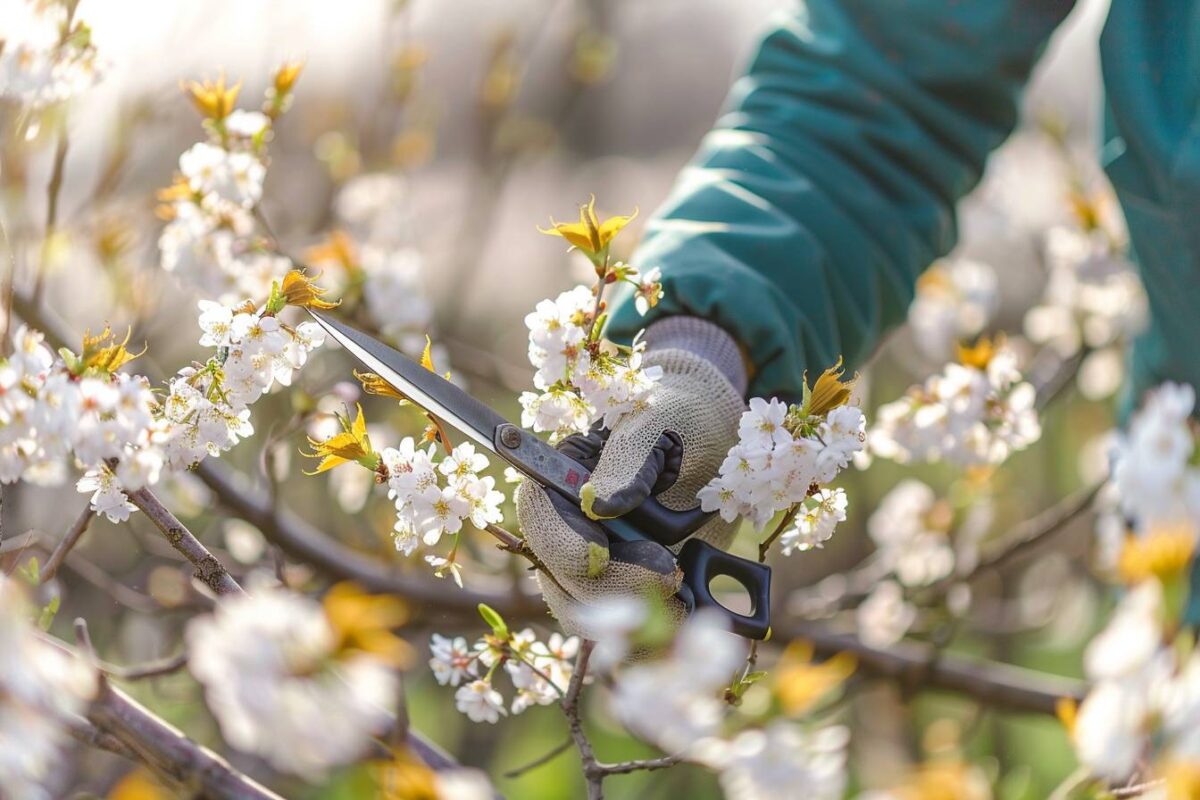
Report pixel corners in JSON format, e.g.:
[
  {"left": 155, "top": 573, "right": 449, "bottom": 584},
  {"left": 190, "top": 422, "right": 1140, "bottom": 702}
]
[{"left": 515, "top": 317, "right": 747, "bottom": 639}]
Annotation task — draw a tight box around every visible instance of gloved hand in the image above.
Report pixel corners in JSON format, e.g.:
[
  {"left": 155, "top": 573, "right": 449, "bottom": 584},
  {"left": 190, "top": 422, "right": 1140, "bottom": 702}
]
[{"left": 515, "top": 317, "right": 747, "bottom": 639}]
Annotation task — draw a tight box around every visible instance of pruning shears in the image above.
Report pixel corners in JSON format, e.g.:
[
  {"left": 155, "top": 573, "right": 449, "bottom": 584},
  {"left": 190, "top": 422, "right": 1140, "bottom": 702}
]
[{"left": 308, "top": 312, "right": 772, "bottom": 639}]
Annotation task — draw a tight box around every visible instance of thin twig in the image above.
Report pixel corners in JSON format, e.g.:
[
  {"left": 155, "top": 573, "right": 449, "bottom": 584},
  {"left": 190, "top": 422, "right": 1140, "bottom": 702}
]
[
  {"left": 485, "top": 521, "right": 576, "bottom": 601},
  {"left": 562, "top": 639, "right": 604, "bottom": 800},
  {"left": 759, "top": 503, "right": 801, "bottom": 562},
  {"left": 103, "top": 650, "right": 190, "bottom": 682},
  {"left": 740, "top": 505, "right": 803, "bottom": 682},
  {"left": 922, "top": 480, "right": 1105, "bottom": 602},
  {"left": 1110, "top": 779, "right": 1166, "bottom": 798},
  {"left": 596, "top": 755, "right": 680, "bottom": 777},
  {"left": 503, "top": 738, "right": 573, "bottom": 778},
  {"left": 557, "top": 639, "right": 678, "bottom": 796},
  {"left": 33, "top": 128, "right": 70, "bottom": 305},
  {"left": 42, "top": 505, "right": 94, "bottom": 582}
]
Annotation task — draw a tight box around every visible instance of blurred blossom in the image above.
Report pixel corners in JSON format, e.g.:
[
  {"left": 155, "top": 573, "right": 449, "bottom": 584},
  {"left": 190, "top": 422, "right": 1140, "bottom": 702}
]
[
  {"left": 867, "top": 480, "right": 956, "bottom": 587},
  {"left": 576, "top": 596, "right": 648, "bottom": 670},
  {"left": 1109, "top": 382, "right": 1200, "bottom": 535},
  {"left": 1071, "top": 581, "right": 1165, "bottom": 780},
  {"left": 360, "top": 246, "right": 433, "bottom": 349},
  {"left": 870, "top": 338, "right": 1040, "bottom": 466},
  {"left": 1017, "top": 555, "right": 1095, "bottom": 647},
  {"left": 1077, "top": 347, "right": 1125, "bottom": 400},
  {"left": 1023, "top": 224, "right": 1146, "bottom": 399},
  {"left": 334, "top": 173, "right": 412, "bottom": 248},
  {"left": 697, "top": 722, "right": 849, "bottom": 800},
  {"left": 971, "top": 132, "right": 1078, "bottom": 234},
  {"left": 187, "top": 581, "right": 402, "bottom": 777},
  {"left": 856, "top": 581, "right": 916, "bottom": 649},
  {"left": 907, "top": 258, "right": 998, "bottom": 362},
  {"left": 223, "top": 519, "right": 266, "bottom": 564},
  {"left": 330, "top": 458, "right": 373, "bottom": 513},
  {"left": 0, "top": 577, "right": 98, "bottom": 800},
  {"left": 0, "top": 0, "right": 103, "bottom": 107},
  {"left": 159, "top": 160, "right": 285, "bottom": 304},
  {"left": 1068, "top": 515, "right": 1200, "bottom": 786},
  {"left": 610, "top": 610, "right": 743, "bottom": 753},
  {"left": 1079, "top": 430, "right": 1117, "bottom": 487}
]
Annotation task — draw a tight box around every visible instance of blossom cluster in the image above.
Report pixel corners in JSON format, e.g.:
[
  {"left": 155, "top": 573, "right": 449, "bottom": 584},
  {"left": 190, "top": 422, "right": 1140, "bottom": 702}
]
[
  {"left": 697, "top": 367, "right": 866, "bottom": 534},
  {"left": 0, "top": 326, "right": 152, "bottom": 490},
  {"left": 0, "top": 0, "right": 102, "bottom": 107},
  {"left": 162, "top": 295, "right": 325, "bottom": 471},
  {"left": 303, "top": 402, "right": 506, "bottom": 582},
  {"left": 520, "top": 199, "right": 664, "bottom": 441},
  {"left": 870, "top": 337, "right": 1040, "bottom": 466},
  {"left": 186, "top": 581, "right": 407, "bottom": 779},
  {"left": 907, "top": 257, "right": 998, "bottom": 362},
  {"left": 520, "top": 283, "right": 661, "bottom": 439},
  {"left": 158, "top": 67, "right": 301, "bottom": 303},
  {"left": 430, "top": 610, "right": 577, "bottom": 723},
  {"left": 0, "top": 276, "right": 325, "bottom": 523},
  {"left": 382, "top": 440, "right": 505, "bottom": 562},
  {"left": 0, "top": 576, "right": 97, "bottom": 800}
]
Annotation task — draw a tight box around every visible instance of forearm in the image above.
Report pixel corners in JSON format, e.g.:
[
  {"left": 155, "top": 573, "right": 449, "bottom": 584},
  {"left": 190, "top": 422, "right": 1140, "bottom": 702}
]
[{"left": 610, "top": 0, "right": 1075, "bottom": 400}]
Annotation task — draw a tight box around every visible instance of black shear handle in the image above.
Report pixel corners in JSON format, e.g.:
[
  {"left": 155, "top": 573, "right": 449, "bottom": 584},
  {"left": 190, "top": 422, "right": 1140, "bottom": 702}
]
[
  {"left": 623, "top": 497, "right": 711, "bottom": 546},
  {"left": 598, "top": 518, "right": 772, "bottom": 640},
  {"left": 675, "top": 539, "right": 772, "bottom": 640}
]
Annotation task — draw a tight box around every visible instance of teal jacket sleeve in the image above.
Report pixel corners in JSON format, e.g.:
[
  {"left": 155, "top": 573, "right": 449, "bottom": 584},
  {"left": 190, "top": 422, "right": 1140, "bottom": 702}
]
[{"left": 607, "top": 0, "right": 1075, "bottom": 400}]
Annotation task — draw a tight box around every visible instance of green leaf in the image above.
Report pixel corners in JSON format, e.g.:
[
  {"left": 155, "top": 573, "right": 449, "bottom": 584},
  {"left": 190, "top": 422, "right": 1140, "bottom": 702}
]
[
  {"left": 37, "top": 596, "right": 60, "bottom": 631},
  {"left": 477, "top": 603, "right": 508, "bottom": 639},
  {"left": 18, "top": 557, "right": 40, "bottom": 585},
  {"left": 265, "top": 280, "right": 286, "bottom": 314},
  {"left": 728, "top": 670, "right": 768, "bottom": 701}
]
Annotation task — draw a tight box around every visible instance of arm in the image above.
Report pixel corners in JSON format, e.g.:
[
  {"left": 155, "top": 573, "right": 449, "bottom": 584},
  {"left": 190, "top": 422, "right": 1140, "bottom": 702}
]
[{"left": 609, "top": 0, "right": 1076, "bottom": 401}]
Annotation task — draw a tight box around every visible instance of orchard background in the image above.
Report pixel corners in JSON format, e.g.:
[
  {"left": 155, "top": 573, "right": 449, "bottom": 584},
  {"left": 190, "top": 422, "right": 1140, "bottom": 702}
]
[{"left": 0, "top": 1, "right": 1166, "bottom": 798}]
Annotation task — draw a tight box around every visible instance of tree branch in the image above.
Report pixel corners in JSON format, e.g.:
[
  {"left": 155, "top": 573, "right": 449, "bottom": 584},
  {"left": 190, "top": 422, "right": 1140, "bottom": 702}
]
[
  {"left": 772, "top": 619, "right": 1084, "bottom": 716},
  {"left": 125, "top": 485, "right": 245, "bottom": 597},
  {"left": 88, "top": 681, "right": 284, "bottom": 799},
  {"left": 45, "top": 627, "right": 283, "bottom": 800},
  {"left": 195, "top": 460, "right": 542, "bottom": 615}
]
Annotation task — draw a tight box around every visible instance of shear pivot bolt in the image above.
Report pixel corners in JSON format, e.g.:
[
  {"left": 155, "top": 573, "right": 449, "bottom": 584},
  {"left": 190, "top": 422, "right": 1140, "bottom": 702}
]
[{"left": 499, "top": 425, "right": 522, "bottom": 449}]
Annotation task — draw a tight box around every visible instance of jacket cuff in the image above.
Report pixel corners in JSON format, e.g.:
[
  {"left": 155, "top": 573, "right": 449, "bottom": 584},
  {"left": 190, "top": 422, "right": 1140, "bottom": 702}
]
[{"left": 643, "top": 316, "right": 748, "bottom": 397}]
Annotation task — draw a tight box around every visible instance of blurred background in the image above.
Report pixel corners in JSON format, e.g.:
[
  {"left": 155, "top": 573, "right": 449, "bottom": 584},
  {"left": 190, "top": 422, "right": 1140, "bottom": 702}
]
[{"left": 1, "top": 0, "right": 1125, "bottom": 796}]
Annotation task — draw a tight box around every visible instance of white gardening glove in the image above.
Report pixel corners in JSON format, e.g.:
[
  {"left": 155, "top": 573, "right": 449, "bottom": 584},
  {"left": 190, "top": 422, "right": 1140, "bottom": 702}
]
[{"left": 514, "top": 317, "right": 747, "bottom": 639}]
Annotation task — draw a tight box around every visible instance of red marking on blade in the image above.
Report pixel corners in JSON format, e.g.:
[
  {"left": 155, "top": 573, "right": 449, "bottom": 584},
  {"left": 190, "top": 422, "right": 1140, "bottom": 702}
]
[{"left": 565, "top": 469, "right": 581, "bottom": 488}]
